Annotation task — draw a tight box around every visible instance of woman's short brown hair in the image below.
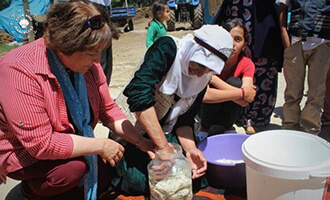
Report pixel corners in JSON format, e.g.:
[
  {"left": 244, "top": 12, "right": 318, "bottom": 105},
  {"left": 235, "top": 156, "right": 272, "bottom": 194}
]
[{"left": 44, "top": 0, "right": 118, "bottom": 55}]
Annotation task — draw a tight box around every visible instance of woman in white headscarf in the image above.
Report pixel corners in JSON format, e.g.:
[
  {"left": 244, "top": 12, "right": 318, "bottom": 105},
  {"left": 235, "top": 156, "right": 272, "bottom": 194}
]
[{"left": 112, "top": 25, "right": 233, "bottom": 195}]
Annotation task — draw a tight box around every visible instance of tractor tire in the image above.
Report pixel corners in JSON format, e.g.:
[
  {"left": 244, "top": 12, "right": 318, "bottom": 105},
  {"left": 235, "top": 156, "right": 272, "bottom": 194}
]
[
  {"left": 128, "top": 19, "right": 134, "bottom": 31},
  {"left": 124, "top": 19, "right": 134, "bottom": 32},
  {"left": 124, "top": 25, "right": 129, "bottom": 32},
  {"left": 167, "top": 9, "right": 175, "bottom": 31},
  {"left": 193, "top": 4, "right": 203, "bottom": 30}
]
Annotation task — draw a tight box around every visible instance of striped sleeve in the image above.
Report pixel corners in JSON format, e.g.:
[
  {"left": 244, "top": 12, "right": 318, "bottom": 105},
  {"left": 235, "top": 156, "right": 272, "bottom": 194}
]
[
  {"left": 1, "top": 62, "right": 73, "bottom": 160},
  {"left": 86, "top": 64, "right": 127, "bottom": 125}
]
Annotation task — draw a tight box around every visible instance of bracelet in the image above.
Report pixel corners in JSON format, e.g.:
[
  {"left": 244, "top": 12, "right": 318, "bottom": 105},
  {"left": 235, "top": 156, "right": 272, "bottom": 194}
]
[
  {"left": 241, "top": 87, "right": 245, "bottom": 98},
  {"left": 135, "top": 137, "right": 143, "bottom": 149}
]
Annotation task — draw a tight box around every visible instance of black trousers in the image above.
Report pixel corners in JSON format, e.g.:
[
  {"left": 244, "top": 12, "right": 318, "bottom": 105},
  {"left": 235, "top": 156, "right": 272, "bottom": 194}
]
[{"left": 200, "top": 77, "right": 243, "bottom": 130}]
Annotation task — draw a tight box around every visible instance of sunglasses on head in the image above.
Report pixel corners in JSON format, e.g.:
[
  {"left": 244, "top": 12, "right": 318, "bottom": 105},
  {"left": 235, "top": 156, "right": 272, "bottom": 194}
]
[{"left": 86, "top": 15, "right": 106, "bottom": 30}]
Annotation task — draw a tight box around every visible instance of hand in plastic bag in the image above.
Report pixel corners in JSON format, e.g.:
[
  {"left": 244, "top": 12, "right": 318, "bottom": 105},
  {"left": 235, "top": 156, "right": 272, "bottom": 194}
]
[
  {"left": 147, "top": 142, "right": 174, "bottom": 160},
  {"left": 150, "top": 159, "right": 174, "bottom": 180},
  {"left": 148, "top": 143, "right": 176, "bottom": 180}
]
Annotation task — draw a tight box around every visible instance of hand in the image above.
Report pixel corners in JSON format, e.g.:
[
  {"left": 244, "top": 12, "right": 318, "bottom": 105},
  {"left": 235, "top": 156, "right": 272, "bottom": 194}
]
[
  {"left": 149, "top": 159, "right": 173, "bottom": 180},
  {"left": 138, "top": 138, "right": 156, "bottom": 154},
  {"left": 149, "top": 143, "right": 174, "bottom": 160},
  {"left": 99, "top": 138, "right": 125, "bottom": 167},
  {"left": 148, "top": 147, "right": 176, "bottom": 181},
  {"left": 156, "top": 143, "right": 175, "bottom": 157},
  {"left": 186, "top": 148, "right": 207, "bottom": 179},
  {"left": 242, "top": 85, "right": 256, "bottom": 103}
]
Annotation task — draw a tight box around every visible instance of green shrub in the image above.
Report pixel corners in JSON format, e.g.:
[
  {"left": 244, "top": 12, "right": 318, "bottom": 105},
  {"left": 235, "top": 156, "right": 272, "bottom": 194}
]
[{"left": 0, "top": 43, "right": 19, "bottom": 54}]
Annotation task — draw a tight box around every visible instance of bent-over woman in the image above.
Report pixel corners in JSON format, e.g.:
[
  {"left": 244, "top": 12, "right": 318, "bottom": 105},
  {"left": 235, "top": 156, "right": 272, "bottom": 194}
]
[{"left": 113, "top": 25, "right": 233, "bottom": 195}]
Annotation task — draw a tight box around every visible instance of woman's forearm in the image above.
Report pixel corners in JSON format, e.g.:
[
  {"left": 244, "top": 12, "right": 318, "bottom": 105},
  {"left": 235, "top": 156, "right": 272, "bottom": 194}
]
[
  {"left": 176, "top": 126, "right": 196, "bottom": 152},
  {"left": 106, "top": 119, "right": 155, "bottom": 152},
  {"left": 241, "top": 77, "right": 256, "bottom": 103},
  {"left": 135, "top": 107, "right": 170, "bottom": 151},
  {"left": 69, "top": 134, "right": 104, "bottom": 157},
  {"left": 210, "top": 75, "right": 237, "bottom": 90},
  {"left": 203, "top": 87, "right": 243, "bottom": 103},
  {"left": 69, "top": 134, "right": 125, "bottom": 166}
]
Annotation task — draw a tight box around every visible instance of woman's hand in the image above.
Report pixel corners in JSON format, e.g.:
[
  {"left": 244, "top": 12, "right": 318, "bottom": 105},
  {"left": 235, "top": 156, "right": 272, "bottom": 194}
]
[
  {"left": 149, "top": 159, "right": 173, "bottom": 180},
  {"left": 157, "top": 143, "right": 175, "bottom": 155},
  {"left": 242, "top": 85, "right": 256, "bottom": 102},
  {"left": 175, "top": 126, "right": 207, "bottom": 179},
  {"left": 186, "top": 148, "right": 207, "bottom": 179},
  {"left": 70, "top": 134, "right": 123, "bottom": 167},
  {"left": 138, "top": 137, "right": 158, "bottom": 160},
  {"left": 138, "top": 138, "right": 156, "bottom": 153},
  {"left": 99, "top": 138, "right": 125, "bottom": 167},
  {"left": 135, "top": 107, "right": 175, "bottom": 157}
]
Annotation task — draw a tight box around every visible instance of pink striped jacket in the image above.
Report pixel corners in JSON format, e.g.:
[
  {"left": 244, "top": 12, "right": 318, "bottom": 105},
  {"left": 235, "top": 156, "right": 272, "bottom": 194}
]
[{"left": 0, "top": 38, "right": 126, "bottom": 175}]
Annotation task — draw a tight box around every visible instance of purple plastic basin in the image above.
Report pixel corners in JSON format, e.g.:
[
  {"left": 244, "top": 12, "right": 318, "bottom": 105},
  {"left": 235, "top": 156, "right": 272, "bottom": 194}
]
[{"left": 197, "top": 133, "right": 250, "bottom": 188}]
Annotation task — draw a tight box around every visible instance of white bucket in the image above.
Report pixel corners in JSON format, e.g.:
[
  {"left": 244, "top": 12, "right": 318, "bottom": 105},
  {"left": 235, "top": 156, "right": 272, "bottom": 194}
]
[{"left": 242, "top": 130, "right": 330, "bottom": 200}]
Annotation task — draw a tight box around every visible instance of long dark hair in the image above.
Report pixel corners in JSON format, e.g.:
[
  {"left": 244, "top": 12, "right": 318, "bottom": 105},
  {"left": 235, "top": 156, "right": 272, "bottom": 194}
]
[
  {"left": 222, "top": 18, "right": 248, "bottom": 56},
  {"left": 222, "top": 18, "right": 248, "bottom": 42}
]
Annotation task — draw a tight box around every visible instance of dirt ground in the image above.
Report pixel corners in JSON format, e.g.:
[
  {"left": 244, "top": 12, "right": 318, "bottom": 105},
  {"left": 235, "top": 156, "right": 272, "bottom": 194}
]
[{"left": 109, "top": 16, "right": 194, "bottom": 98}]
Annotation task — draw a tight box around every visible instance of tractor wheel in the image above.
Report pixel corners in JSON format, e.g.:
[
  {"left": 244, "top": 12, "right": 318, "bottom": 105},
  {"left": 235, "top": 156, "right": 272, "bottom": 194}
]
[
  {"left": 193, "top": 4, "right": 203, "bottom": 30},
  {"left": 124, "top": 19, "right": 134, "bottom": 32},
  {"left": 128, "top": 19, "right": 134, "bottom": 31},
  {"left": 166, "top": 9, "right": 175, "bottom": 31},
  {"left": 124, "top": 25, "right": 129, "bottom": 32}
]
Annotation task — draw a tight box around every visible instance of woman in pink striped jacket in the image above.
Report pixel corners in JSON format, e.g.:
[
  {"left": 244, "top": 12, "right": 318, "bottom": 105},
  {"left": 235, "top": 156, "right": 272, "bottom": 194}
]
[{"left": 0, "top": 1, "right": 154, "bottom": 199}]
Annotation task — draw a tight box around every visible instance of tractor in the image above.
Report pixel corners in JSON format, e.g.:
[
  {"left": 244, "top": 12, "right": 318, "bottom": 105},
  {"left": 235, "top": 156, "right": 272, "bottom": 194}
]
[{"left": 166, "top": 0, "right": 203, "bottom": 31}]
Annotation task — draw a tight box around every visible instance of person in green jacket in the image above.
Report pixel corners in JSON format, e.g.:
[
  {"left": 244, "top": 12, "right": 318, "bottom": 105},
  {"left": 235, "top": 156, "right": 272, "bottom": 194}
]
[
  {"left": 146, "top": 0, "right": 170, "bottom": 48},
  {"left": 113, "top": 25, "right": 233, "bottom": 196}
]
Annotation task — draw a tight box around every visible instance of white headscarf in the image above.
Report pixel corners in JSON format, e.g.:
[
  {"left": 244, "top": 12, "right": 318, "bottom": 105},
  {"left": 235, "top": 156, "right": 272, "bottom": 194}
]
[
  {"left": 159, "top": 25, "right": 233, "bottom": 133},
  {"left": 159, "top": 25, "right": 233, "bottom": 98}
]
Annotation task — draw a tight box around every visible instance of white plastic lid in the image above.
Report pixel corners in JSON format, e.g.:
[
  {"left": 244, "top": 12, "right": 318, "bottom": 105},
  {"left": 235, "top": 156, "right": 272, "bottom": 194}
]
[{"left": 242, "top": 130, "right": 330, "bottom": 180}]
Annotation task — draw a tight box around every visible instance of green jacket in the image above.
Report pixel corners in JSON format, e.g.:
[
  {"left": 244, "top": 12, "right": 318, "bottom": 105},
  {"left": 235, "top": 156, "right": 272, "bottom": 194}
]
[{"left": 146, "top": 19, "right": 167, "bottom": 48}]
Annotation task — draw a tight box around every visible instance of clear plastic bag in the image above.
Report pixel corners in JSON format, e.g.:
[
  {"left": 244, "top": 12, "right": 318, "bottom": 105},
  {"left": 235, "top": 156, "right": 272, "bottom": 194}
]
[{"left": 147, "top": 143, "right": 193, "bottom": 200}]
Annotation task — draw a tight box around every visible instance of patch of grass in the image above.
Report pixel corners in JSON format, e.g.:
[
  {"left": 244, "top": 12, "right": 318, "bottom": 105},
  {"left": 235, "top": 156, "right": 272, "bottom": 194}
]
[{"left": 0, "top": 43, "right": 19, "bottom": 54}]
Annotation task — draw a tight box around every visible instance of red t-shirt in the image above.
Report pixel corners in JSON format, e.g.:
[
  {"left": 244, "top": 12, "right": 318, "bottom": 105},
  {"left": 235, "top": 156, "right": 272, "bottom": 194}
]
[{"left": 218, "top": 56, "right": 255, "bottom": 81}]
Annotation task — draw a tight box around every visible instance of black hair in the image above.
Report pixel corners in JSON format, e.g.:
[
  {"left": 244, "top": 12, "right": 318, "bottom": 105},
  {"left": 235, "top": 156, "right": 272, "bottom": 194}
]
[{"left": 222, "top": 18, "right": 248, "bottom": 42}]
